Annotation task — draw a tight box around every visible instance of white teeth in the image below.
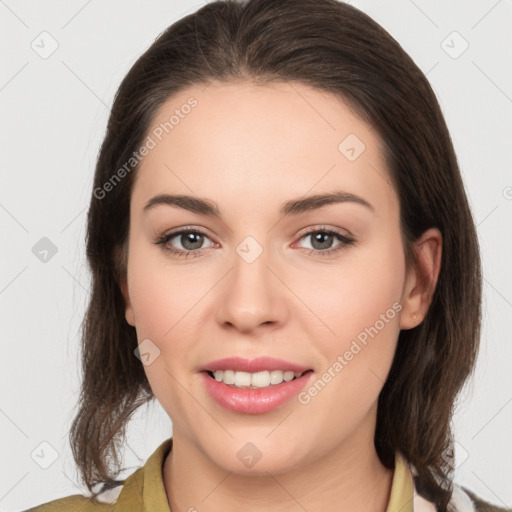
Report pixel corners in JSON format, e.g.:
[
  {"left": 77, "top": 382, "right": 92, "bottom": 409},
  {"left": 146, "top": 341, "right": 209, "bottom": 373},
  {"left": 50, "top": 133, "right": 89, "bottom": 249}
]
[
  {"left": 212, "top": 369, "right": 305, "bottom": 388},
  {"left": 234, "top": 371, "right": 252, "bottom": 387}
]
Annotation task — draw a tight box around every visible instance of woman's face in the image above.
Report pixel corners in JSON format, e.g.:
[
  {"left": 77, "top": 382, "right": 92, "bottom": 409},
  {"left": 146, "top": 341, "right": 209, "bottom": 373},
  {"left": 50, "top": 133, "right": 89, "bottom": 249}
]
[{"left": 121, "top": 80, "right": 435, "bottom": 474}]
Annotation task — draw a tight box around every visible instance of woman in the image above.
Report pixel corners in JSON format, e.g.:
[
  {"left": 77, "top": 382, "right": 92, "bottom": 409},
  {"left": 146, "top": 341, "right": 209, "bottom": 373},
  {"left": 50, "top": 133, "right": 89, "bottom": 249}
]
[{"left": 27, "top": 0, "right": 509, "bottom": 511}]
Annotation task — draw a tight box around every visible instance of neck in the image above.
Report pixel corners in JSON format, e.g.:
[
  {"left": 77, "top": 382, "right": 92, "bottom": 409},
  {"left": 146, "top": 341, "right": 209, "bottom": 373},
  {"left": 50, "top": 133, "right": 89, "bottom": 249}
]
[{"left": 163, "top": 409, "right": 394, "bottom": 512}]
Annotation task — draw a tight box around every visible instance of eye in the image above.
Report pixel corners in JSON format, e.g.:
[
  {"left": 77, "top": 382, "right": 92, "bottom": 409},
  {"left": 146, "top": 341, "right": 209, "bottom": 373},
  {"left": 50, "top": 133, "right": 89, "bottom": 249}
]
[
  {"left": 154, "top": 227, "right": 215, "bottom": 258},
  {"left": 154, "top": 225, "right": 356, "bottom": 259},
  {"left": 295, "top": 227, "right": 356, "bottom": 257}
]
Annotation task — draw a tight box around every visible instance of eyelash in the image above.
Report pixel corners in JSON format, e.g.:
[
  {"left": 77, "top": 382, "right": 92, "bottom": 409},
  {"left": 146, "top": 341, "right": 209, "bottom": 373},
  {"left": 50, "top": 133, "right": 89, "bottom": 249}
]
[{"left": 154, "top": 225, "right": 356, "bottom": 259}]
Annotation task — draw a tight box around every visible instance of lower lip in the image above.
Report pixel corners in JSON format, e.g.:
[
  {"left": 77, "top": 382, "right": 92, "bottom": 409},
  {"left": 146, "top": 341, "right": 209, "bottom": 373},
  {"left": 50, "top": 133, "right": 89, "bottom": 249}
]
[{"left": 200, "top": 370, "right": 314, "bottom": 414}]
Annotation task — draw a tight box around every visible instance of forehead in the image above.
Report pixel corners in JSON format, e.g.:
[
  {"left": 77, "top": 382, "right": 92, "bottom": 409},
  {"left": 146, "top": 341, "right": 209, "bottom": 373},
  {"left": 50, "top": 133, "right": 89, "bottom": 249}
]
[{"left": 132, "top": 80, "right": 397, "bottom": 218}]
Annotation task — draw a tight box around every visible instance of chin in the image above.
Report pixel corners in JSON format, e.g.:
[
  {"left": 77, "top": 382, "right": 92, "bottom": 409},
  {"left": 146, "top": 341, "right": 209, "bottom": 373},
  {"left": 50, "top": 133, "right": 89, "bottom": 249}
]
[{"left": 204, "top": 439, "right": 303, "bottom": 476}]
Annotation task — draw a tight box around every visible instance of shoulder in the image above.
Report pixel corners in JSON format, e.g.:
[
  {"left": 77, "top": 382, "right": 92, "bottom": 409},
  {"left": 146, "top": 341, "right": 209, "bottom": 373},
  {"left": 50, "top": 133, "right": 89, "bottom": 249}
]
[
  {"left": 409, "top": 458, "right": 510, "bottom": 512},
  {"left": 25, "top": 438, "right": 173, "bottom": 512},
  {"left": 24, "top": 477, "right": 139, "bottom": 512},
  {"left": 24, "top": 493, "right": 116, "bottom": 512},
  {"left": 460, "top": 486, "right": 512, "bottom": 512},
  {"left": 413, "top": 479, "right": 511, "bottom": 512},
  {"left": 24, "top": 473, "right": 142, "bottom": 512}
]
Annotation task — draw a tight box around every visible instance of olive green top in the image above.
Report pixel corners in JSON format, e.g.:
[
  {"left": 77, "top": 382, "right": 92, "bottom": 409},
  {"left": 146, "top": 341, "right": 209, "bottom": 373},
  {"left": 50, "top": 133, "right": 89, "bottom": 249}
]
[{"left": 25, "top": 437, "right": 507, "bottom": 512}]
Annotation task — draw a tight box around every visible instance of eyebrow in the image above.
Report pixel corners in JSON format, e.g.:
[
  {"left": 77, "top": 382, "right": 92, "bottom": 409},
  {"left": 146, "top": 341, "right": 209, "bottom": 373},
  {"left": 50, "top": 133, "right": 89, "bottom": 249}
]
[{"left": 143, "top": 190, "right": 375, "bottom": 218}]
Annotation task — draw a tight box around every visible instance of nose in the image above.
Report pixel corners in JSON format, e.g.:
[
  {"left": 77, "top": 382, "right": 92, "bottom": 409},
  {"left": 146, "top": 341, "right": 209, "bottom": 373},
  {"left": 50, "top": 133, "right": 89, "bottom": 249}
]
[{"left": 215, "top": 242, "right": 289, "bottom": 334}]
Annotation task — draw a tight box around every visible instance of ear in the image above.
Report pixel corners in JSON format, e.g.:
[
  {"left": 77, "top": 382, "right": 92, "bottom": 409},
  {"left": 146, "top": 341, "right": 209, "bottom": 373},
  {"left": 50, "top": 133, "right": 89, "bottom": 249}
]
[
  {"left": 120, "top": 275, "right": 136, "bottom": 327},
  {"left": 400, "top": 227, "right": 442, "bottom": 330},
  {"left": 114, "top": 244, "right": 136, "bottom": 327}
]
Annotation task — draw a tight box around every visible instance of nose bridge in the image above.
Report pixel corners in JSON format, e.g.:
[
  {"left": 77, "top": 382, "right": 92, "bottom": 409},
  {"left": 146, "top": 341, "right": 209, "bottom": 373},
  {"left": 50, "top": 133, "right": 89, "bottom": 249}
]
[{"left": 216, "top": 233, "right": 287, "bottom": 331}]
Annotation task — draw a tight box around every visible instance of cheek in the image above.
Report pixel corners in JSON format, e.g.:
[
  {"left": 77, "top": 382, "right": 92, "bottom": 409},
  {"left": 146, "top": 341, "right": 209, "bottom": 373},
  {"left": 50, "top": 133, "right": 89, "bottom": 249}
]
[
  {"left": 126, "top": 247, "right": 204, "bottom": 422},
  {"left": 292, "top": 240, "right": 404, "bottom": 439},
  {"left": 126, "top": 232, "right": 205, "bottom": 337},
  {"left": 301, "top": 234, "right": 405, "bottom": 377},
  {"left": 310, "top": 234, "right": 403, "bottom": 317},
  {"left": 125, "top": 237, "right": 223, "bottom": 398}
]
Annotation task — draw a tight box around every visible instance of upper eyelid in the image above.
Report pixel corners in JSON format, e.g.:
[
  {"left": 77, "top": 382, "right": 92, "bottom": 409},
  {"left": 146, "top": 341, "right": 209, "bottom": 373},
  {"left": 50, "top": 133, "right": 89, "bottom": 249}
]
[{"left": 296, "top": 224, "right": 351, "bottom": 237}]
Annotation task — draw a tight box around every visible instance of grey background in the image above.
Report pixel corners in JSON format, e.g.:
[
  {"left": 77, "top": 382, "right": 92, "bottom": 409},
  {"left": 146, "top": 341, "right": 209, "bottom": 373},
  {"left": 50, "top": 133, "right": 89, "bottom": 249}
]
[{"left": 1, "top": 0, "right": 511, "bottom": 510}]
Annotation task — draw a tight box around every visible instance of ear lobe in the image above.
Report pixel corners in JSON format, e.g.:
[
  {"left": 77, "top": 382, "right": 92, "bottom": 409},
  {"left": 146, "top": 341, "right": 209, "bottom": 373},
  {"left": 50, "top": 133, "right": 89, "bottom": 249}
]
[{"left": 400, "top": 227, "right": 442, "bottom": 330}]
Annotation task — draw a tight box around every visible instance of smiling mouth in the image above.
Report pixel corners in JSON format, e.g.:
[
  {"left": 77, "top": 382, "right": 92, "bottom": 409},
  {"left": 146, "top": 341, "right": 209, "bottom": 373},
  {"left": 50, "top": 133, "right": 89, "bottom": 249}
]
[{"left": 205, "top": 369, "right": 314, "bottom": 389}]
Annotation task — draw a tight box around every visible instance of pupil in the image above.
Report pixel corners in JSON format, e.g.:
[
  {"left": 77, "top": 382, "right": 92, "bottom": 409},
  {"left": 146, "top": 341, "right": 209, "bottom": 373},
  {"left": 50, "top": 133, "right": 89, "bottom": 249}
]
[
  {"left": 183, "top": 233, "right": 203, "bottom": 250},
  {"left": 312, "top": 232, "right": 332, "bottom": 250}
]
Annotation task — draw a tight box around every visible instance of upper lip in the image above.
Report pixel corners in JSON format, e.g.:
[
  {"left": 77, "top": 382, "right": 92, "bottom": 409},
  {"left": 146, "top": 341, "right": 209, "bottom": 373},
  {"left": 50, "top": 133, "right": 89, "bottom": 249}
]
[{"left": 200, "top": 356, "right": 312, "bottom": 374}]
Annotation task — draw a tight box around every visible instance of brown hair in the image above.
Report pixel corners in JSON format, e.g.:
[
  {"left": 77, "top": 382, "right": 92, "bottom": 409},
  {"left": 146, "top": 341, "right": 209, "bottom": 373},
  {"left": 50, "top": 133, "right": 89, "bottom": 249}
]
[{"left": 69, "top": 1, "right": 482, "bottom": 510}]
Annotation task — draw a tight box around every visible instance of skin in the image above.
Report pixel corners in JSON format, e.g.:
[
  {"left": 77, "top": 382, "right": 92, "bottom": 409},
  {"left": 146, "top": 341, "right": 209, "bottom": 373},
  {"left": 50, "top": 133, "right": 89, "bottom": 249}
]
[{"left": 120, "top": 80, "right": 442, "bottom": 512}]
